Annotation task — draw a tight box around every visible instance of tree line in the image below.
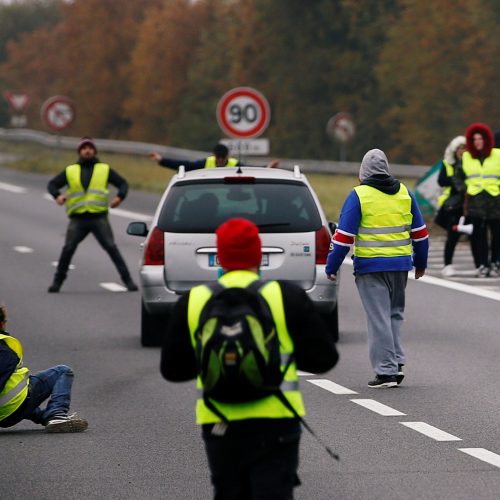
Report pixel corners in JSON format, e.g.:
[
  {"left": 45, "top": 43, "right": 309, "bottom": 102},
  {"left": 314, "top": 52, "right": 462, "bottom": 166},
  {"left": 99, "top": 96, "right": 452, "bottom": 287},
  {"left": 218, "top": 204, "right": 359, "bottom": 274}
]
[{"left": 1, "top": 0, "right": 499, "bottom": 164}]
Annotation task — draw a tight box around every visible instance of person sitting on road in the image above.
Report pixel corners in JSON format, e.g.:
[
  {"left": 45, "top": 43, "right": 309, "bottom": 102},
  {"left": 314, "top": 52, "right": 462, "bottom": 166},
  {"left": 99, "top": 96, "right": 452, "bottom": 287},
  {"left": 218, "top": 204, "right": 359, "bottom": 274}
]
[
  {"left": 149, "top": 143, "right": 279, "bottom": 170},
  {"left": 0, "top": 305, "right": 88, "bottom": 433}
]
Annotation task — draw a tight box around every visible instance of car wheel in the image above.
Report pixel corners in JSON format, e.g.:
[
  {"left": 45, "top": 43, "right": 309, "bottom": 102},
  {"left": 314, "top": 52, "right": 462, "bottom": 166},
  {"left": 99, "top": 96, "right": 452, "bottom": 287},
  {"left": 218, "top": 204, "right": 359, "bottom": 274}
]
[
  {"left": 322, "top": 305, "right": 339, "bottom": 343},
  {"left": 141, "top": 301, "right": 169, "bottom": 347}
]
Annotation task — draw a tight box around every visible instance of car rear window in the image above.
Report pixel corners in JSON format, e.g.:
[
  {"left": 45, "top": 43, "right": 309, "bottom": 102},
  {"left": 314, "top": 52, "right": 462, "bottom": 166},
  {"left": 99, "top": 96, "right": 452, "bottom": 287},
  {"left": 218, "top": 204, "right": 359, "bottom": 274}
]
[{"left": 158, "top": 179, "right": 323, "bottom": 233}]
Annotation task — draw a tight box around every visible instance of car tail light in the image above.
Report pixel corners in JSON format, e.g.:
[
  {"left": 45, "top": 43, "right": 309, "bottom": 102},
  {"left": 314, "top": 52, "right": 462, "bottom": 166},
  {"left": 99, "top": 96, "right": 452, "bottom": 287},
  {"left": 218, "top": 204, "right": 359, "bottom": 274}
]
[
  {"left": 315, "top": 226, "right": 331, "bottom": 264},
  {"left": 144, "top": 226, "right": 164, "bottom": 265}
]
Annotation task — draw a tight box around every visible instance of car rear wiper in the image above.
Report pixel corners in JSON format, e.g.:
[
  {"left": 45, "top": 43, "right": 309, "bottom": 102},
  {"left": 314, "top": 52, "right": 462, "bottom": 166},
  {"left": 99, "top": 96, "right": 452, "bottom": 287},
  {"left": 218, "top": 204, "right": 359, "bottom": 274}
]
[{"left": 257, "top": 222, "right": 291, "bottom": 228}]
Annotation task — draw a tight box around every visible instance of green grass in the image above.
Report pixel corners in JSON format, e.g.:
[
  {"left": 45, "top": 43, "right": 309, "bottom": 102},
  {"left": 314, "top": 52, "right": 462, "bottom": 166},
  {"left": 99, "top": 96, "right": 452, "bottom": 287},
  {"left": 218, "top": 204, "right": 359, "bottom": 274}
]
[{"left": 0, "top": 139, "right": 416, "bottom": 221}]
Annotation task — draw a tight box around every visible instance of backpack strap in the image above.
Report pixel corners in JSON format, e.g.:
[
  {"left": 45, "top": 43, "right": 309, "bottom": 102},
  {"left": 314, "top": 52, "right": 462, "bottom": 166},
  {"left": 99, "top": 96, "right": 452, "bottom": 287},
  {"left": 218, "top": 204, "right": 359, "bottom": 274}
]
[{"left": 273, "top": 390, "right": 339, "bottom": 462}]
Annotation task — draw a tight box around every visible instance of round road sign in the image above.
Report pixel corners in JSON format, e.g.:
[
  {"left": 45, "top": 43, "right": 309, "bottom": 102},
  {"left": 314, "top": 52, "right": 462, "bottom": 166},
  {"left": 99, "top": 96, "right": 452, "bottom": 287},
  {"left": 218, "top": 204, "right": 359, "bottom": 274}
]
[
  {"left": 216, "top": 87, "right": 270, "bottom": 139},
  {"left": 326, "top": 112, "right": 355, "bottom": 143},
  {"left": 41, "top": 96, "right": 75, "bottom": 131}
]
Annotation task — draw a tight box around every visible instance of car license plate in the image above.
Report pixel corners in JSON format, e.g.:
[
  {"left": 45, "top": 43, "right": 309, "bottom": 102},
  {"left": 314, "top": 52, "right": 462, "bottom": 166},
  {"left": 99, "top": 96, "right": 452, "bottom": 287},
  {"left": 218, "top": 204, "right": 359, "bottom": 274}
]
[{"left": 208, "top": 254, "right": 269, "bottom": 267}]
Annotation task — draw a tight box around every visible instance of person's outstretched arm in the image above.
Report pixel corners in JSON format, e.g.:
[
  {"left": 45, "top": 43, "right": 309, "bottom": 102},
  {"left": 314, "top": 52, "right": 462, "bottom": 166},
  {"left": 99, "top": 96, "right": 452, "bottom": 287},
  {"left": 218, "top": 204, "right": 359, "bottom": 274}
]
[{"left": 149, "top": 152, "right": 205, "bottom": 171}]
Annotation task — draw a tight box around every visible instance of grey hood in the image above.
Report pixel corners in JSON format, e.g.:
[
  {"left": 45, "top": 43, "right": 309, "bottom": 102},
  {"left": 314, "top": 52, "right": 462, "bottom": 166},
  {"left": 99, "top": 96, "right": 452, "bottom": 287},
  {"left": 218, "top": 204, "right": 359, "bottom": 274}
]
[
  {"left": 359, "top": 149, "right": 390, "bottom": 180},
  {"left": 359, "top": 148, "right": 401, "bottom": 195}
]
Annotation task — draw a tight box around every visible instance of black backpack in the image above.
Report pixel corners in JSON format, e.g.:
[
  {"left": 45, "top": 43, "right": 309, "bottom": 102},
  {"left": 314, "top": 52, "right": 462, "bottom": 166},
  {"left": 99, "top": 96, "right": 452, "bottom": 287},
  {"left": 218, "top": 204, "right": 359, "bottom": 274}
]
[
  {"left": 195, "top": 281, "right": 290, "bottom": 409},
  {"left": 195, "top": 282, "right": 340, "bottom": 461}
]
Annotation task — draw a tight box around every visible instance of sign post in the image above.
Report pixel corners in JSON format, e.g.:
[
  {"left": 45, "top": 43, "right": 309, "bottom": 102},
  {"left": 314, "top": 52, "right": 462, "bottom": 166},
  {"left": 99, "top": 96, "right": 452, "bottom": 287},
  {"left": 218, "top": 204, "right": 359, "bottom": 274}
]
[
  {"left": 216, "top": 87, "right": 271, "bottom": 161},
  {"left": 326, "top": 112, "right": 355, "bottom": 162},
  {"left": 41, "top": 96, "right": 75, "bottom": 162},
  {"left": 4, "top": 91, "right": 30, "bottom": 127}
]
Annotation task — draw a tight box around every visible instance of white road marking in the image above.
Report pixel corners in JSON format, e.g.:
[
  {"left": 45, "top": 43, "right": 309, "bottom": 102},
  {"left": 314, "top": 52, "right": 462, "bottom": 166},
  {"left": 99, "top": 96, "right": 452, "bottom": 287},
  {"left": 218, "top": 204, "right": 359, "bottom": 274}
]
[
  {"left": 0, "top": 182, "right": 27, "bottom": 193},
  {"left": 400, "top": 422, "right": 462, "bottom": 441},
  {"left": 42, "top": 194, "right": 153, "bottom": 221},
  {"left": 297, "top": 370, "right": 314, "bottom": 376},
  {"left": 458, "top": 448, "right": 500, "bottom": 469},
  {"left": 350, "top": 399, "right": 406, "bottom": 416},
  {"left": 51, "top": 262, "right": 75, "bottom": 270},
  {"left": 342, "top": 260, "right": 500, "bottom": 301},
  {"left": 13, "top": 246, "right": 33, "bottom": 253},
  {"left": 414, "top": 275, "right": 500, "bottom": 301},
  {"left": 308, "top": 379, "right": 358, "bottom": 395},
  {"left": 109, "top": 207, "right": 153, "bottom": 221},
  {"left": 100, "top": 282, "right": 127, "bottom": 292}
]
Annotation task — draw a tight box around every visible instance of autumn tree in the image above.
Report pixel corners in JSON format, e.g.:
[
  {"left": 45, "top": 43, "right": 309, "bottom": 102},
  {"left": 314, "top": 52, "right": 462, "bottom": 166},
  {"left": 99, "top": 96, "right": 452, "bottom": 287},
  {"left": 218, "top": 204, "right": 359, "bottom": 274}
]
[
  {"left": 124, "top": 0, "right": 212, "bottom": 143},
  {"left": 376, "top": 0, "right": 499, "bottom": 163}
]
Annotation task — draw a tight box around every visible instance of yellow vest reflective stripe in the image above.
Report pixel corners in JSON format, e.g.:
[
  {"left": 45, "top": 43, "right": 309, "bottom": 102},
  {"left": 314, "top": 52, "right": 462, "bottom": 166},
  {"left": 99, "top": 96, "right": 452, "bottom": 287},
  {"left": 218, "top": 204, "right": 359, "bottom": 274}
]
[
  {"left": 187, "top": 270, "right": 305, "bottom": 424},
  {"left": 354, "top": 184, "right": 413, "bottom": 258},
  {"left": 438, "top": 160, "right": 455, "bottom": 207},
  {"left": 204, "top": 156, "right": 239, "bottom": 168},
  {"left": 462, "top": 149, "right": 500, "bottom": 196},
  {"left": 65, "top": 163, "right": 110, "bottom": 215},
  {"left": 0, "top": 333, "right": 29, "bottom": 422}
]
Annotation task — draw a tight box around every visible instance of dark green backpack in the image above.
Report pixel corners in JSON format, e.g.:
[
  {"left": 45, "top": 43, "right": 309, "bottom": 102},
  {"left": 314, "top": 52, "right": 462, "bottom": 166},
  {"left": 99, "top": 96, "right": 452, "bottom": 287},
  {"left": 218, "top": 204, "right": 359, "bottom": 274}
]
[{"left": 195, "top": 281, "right": 288, "bottom": 408}]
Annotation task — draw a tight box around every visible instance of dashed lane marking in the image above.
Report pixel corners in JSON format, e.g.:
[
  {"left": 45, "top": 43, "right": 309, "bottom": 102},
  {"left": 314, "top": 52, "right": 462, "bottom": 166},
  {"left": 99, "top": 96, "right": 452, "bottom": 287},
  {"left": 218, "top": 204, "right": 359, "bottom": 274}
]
[
  {"left": 13, "top": 246, "right": 34, "bottom": 253},
  {"left": 308, "top": 379, "right": 358, "bottom": 395},
  {"left": 400, "top": 422, "right": 462, "bottom": 441},
  {"left": 51, "top": 261, "right": 75, "bottom": 270},
  {"left": 99, "top": 282, "right": 127, "bottom": 292},
  {"left": 297, "top": 370, "right": 314, "bottom": 376},
  {"left": 109, "top": 207, "right": 153, "bottom": 221},
  {"left": 0, "top": 182, "right": 27, "bottom": 193},
  {"left": 350, "top": 399, "right": 406, "bottom": 416},
  {"left": 458, "top": 448, "right": 500, "bottom": 469},
  {"left": 43, "top": 194, "right": 153, "bottom": 221}
]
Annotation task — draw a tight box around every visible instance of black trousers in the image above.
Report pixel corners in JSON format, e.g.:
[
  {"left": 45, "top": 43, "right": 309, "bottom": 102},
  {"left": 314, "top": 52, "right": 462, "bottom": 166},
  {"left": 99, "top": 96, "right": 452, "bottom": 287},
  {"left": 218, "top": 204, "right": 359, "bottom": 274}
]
[
  {"left": 54, "top": 215, "right": 131, "bottom": 282},
  {"left": 202, "top": 420, "right": 301, "bottom": 500},
  {"left": 468, "top": 217, "right": 500, "bottom": 268}
]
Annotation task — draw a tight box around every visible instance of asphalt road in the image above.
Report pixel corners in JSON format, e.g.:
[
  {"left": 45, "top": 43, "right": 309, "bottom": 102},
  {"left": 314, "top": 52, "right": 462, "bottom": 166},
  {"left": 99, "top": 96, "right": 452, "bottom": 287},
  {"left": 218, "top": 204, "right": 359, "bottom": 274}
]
[{"left": 1, "top": 166, "right": 499, "bottom": 500}]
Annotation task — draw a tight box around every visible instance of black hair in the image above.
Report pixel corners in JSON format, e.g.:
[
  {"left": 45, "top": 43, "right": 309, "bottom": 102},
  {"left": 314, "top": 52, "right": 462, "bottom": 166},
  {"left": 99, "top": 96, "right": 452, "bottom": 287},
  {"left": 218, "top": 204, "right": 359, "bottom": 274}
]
[{"left": 213, "top": 144, "right": 229, "bottom": 158}]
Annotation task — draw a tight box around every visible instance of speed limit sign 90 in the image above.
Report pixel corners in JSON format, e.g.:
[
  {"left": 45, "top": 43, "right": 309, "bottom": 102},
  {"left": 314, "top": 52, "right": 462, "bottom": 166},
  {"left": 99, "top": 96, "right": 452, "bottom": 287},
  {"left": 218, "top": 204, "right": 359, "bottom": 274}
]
[{"left": 216, "top": 87, "right": 271, "bottom": 139}]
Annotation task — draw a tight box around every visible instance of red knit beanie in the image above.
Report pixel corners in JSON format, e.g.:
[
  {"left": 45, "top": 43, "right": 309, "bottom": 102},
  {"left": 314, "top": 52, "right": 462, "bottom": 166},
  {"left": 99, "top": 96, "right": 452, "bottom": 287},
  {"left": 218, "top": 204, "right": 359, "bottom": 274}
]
[{"left": 216, "top": 218, "right": 262, "bottom": 271}]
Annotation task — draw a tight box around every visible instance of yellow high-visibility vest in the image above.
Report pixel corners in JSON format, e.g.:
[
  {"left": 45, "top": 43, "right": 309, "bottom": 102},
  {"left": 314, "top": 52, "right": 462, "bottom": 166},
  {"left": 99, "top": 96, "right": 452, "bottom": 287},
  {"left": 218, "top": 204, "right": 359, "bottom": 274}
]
[
  {"left": 65, "top": 163, "right": 110, "bottom": 216},
  {"left": 462, "top": 149, "right": 500, "bottom": 197},
  {"left": 438, "top": 160, "right": 455, "bottom": 207},
  {"left": 187, "top": 270, "right": 305, "bottom": 424},
  {"left": 0, "top": 333, "right": 29, "bottom": 422},
  {"left": 354, "top": 184, "right": 413, "bottom": 258},
  {"left": 204, "top": 156, "right": 239, "bottom": 168}
]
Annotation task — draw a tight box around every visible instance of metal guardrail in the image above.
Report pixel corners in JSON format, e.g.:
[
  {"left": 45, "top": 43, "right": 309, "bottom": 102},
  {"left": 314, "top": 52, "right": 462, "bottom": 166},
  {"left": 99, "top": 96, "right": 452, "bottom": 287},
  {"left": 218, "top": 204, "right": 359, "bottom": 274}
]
[{"left": 0, "top": 128, "right": 430, "bottom": 178}]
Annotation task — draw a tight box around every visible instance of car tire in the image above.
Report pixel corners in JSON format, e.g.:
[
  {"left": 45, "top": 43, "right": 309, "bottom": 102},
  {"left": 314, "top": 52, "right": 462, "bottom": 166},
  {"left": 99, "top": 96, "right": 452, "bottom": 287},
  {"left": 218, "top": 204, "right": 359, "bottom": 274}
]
[
  {"left": 141, "top": 301, "right": 169, "bottom": 347},
  {"left": 322, "top": 305, "right": 339, "bottom": 343}
]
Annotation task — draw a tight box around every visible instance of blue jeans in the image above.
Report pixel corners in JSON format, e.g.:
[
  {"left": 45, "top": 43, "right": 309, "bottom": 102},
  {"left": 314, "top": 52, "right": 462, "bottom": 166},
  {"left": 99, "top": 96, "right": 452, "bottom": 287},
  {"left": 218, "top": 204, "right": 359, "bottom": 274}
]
[{"left": 6, "top": 365, "right": 74, "bottom": 427}]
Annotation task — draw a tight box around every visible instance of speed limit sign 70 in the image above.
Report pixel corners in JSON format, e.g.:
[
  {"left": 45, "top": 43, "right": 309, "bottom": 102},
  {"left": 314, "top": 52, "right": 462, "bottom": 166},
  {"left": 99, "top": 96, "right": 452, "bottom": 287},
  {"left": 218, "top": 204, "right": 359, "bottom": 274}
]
[{"left": 216, "top": 87, "right": 271, "bottom": 139}]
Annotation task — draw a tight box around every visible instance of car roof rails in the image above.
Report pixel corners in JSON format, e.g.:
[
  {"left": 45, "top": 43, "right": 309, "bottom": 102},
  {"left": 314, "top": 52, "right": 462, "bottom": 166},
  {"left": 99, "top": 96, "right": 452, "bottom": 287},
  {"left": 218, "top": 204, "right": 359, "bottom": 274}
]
[
  {"left": 178, "top": 165, "right": 186, "bottom": 178},
  {"left": 293, "top": 165, "right": 301, "bottom": 178}
]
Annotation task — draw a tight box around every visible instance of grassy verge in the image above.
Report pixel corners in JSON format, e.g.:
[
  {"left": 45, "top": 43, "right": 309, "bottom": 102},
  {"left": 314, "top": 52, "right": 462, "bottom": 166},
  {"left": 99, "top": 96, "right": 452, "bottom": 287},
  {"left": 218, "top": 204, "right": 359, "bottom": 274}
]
[{"left": 0, "top": 139, "right": 417, "bottom": 221}]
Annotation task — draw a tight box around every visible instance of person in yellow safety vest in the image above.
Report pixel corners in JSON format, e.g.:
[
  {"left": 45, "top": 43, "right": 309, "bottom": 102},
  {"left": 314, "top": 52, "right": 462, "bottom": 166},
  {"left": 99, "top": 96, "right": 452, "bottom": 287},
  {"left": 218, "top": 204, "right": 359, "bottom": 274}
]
[
  {"left": 149, "top": 143, "right": 280, "bottom": 171},
  {"left": 326, "top": 149, "right": 429, "bottom": 389},
  {"left": 0, "top": 305, "right": 88, "bottom": 433},
  {"left": 458, "top": 123, "right": 500, "bottom": 277},
  {"left": 160, "top": 218, "right": 338, "bottom": 499},
  {"left": 47, "top": 137, "right": 138, "bottom": 293},
  {"left": 434, "top": 136, "right": 468, "bottom": 277}
]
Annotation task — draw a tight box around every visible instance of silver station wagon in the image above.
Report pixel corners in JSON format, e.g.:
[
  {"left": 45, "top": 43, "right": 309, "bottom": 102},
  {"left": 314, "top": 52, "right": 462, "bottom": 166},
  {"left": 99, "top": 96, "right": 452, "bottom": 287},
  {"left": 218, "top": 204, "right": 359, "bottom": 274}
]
[{"left": 127, "top": 165, "right": 339, "bottom": 346}]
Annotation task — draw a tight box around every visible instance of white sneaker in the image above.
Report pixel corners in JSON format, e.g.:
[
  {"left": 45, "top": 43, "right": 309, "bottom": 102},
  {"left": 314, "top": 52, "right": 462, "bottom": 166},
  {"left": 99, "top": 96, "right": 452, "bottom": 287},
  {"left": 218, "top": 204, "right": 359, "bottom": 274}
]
[
  {"left": 441, "top": 265, "right": 455, "bottom": 277},
  {"left": 476, "top": 265, "right": 489, "bottom": 278},
  {"left": 45, "top": 412, "right": 88, "bottom": 433},
  {"left": 489, "top": 263, "right": 500, "bottom": 278}
]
